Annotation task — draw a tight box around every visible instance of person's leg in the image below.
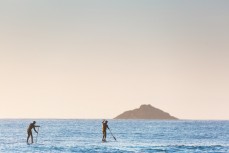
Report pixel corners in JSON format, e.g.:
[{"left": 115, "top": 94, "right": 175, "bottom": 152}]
[
  {"left": 104, "top": 131, "right": 107, "bottom": 140},
  {"left": 31, "top": 133, "right": 33, "bottom": 143},
  {"left": 27, "top": 131, "right": 32, "bottom": 143},
  {"left": 102, "top": 131, "right": 105, "bottom": 141},
  {"left": 27, "top": 133, "right": 30, "bottom": 143}
]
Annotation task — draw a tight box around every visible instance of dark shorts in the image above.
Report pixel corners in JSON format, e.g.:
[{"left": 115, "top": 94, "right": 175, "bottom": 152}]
[{"left": 27, "top": 130, "right": 32, "bottom": 135}]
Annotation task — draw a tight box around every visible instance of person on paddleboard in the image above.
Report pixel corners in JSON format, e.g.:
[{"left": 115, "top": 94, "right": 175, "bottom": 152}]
[
  {"left": 102, "top": 120, "right": 109, "bottom": 141},
  {"left": 27, "top": 121, "right": 40, "bottom": 144}
]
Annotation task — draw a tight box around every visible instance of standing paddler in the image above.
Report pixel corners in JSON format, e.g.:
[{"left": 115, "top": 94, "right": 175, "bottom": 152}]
[
  {"left": 102, "top": 120, "right": 109, "bottom": 142},
  {"left": 27, "top": 121, "right": 40, "bottom": 144}
]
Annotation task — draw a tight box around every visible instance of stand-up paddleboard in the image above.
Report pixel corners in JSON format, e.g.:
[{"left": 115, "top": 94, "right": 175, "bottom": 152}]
[
  {"left": 27, "top": 142, "right": 45, "bottom": 146},
  {"left": 27, "top": 141, "right": 35, "bottom": 145},
  {"left": 102, "top": 139, "right": 107, "bottom": 143}
]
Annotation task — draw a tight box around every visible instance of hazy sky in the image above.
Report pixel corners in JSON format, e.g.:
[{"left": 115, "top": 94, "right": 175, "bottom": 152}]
[{"left": 0, "top": 0, "right": 229, "bottom": 119}]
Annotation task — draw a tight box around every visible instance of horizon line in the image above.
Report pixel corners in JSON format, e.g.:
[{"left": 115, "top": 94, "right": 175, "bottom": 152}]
[{"left": 0, "top": 118, "right": 228, "bottom": 121}]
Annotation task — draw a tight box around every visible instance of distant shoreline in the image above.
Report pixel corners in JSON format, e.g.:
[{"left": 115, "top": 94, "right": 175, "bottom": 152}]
[{"left": 0, "top": 118, "right": 228, "bottom": 121}]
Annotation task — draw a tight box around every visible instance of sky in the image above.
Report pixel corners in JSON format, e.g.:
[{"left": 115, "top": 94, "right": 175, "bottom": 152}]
[{"left": 0, "top": 0, "right": 229, "bottom": 120}]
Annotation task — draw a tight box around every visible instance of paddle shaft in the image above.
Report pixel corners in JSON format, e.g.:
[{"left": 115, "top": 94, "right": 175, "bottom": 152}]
[
  {"left": 108, "top": 128, "right": 116, "bottom": 141},
  {"left": 36, "top": 127, "right": 39, "bottom": 143}
]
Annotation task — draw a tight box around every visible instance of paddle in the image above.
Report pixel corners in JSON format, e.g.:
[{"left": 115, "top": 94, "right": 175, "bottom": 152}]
[
  {"left": 108, "top": 128, "right": 117, "bottom": 141},
  {"left": 36, "top": 127, "right": 39, "bottom": 143}
]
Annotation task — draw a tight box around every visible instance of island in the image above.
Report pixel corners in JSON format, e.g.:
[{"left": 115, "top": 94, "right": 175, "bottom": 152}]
[{"left": 114, "top": 104, "right": 178, "bottom": 120}]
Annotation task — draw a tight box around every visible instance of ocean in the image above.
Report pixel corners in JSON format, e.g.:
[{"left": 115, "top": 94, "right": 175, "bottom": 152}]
[{"left": 0, "top": 120, "right": 228, "bottom": 153}]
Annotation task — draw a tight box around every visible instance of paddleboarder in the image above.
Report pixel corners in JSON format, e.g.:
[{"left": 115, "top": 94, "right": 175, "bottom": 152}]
[
  {"left": 102, "top": 120, "right": 109, "bottom": 141},
  {"left": 27, "top": 121, "right": 40, "bottom": 144}
]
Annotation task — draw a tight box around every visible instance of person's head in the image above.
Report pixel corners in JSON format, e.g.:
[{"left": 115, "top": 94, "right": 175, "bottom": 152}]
[{"left": 33, "top": 121, "right": 36, "bottom": 124}]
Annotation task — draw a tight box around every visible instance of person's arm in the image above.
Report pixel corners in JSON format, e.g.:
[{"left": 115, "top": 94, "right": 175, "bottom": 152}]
[
  {"left": 107, "top": 125, "right": 109, "bottom": 129},
  {"left": 33, "top": 127, "right": 38, "bottom": 133}
]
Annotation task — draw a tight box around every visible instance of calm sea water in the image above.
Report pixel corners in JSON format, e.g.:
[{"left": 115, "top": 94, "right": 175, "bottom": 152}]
[{"left": 0, "top": 120, "right": 228, "bottom": 153}]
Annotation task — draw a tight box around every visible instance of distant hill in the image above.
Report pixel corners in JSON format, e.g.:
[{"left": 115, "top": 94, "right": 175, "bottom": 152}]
[{"left": 114, "top": 104, "right": 178, "bottom": 120}]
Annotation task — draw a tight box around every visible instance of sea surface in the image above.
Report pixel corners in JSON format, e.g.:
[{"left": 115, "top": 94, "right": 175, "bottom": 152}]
[{"left": 0, "top": 120, "right": 228, "bottom": 153}]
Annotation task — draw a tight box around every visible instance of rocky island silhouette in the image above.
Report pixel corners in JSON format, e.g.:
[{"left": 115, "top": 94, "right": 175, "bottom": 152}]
[{"left": 114, "top": 104, "right": 178, "bottom": 120}]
